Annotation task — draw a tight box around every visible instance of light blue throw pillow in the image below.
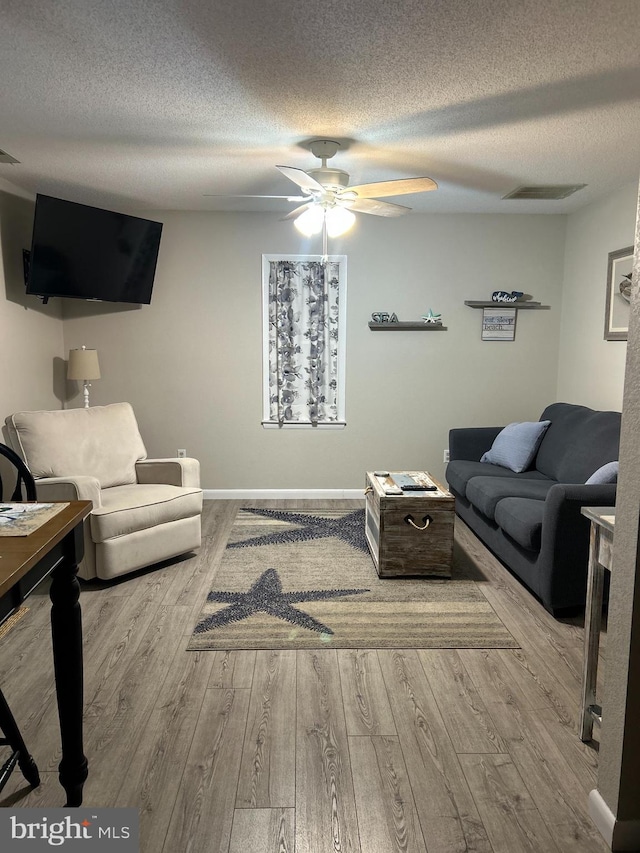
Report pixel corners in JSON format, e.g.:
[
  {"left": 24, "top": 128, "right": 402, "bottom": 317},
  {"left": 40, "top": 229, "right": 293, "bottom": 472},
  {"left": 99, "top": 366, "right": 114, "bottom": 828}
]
[
  {"left": 480, "top": 420, "right": 551, "bottom": 473},
  {"left": 585, "top": 461, "right": 619, "bottom": 484}
]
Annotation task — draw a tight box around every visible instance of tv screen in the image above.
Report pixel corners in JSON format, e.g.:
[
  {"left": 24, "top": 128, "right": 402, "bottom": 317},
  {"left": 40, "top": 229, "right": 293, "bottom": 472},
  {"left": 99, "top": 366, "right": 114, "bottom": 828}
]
[{"left": 26, "top": 194, "right": 163, "bottom": 304}]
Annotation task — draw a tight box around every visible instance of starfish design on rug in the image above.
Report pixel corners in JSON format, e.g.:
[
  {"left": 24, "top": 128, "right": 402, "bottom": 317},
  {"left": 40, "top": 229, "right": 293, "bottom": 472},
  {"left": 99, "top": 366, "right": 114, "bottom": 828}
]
[
  {"left": 194, "top": 568, "right": 369, "bottom": 636},
  {"left": 227, "top": 508, "right": 368, "bottom": 552}
]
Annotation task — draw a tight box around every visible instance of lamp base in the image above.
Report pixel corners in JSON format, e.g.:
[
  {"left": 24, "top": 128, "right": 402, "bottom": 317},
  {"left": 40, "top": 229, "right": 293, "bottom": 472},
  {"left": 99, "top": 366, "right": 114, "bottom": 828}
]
[{"left": 83, "top": 382, "right": 91, "bottom": 408}]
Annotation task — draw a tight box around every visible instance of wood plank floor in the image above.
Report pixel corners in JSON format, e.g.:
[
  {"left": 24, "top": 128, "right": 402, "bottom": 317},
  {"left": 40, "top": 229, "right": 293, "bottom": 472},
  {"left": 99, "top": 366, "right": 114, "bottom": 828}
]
[{"left": 0, "top": 500, "right": 608, "bottom": 852}]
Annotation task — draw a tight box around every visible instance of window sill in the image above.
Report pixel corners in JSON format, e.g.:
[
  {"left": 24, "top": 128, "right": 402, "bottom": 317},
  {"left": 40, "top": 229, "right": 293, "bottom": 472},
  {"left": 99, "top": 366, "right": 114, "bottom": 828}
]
[{"left": 262, "top": 421, "right": 347, "bottom": 430}]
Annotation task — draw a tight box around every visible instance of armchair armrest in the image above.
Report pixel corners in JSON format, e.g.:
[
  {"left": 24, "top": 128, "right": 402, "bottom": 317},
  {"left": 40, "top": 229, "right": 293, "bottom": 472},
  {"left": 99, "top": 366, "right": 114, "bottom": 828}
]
[
  {"left": 538, "top": 482, "right": 617, "bottom": 610},
  {"left": 448, "top": 426, "right": 504, "bottom": 462},
  {"left": 35, "top": 475, "right": 102, "bottom": 507},
  {"left": 136, "top": 458, "right": 200, "bottom": 488}
]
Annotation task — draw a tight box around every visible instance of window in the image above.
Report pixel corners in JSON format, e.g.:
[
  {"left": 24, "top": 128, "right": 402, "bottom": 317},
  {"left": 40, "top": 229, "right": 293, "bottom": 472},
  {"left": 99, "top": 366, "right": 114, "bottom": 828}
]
[{"left": 262, "top": 254, "right": 347, "bottom": 428}]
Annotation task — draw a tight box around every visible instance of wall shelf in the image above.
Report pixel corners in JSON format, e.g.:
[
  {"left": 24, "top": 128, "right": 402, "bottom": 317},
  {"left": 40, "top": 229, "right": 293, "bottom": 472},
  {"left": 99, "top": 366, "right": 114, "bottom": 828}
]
[
  {"left": 368, "top": 322, "right": 447, "bottom": 331},
  {"left": 464, "top": 301, "right": 550, "bottom": 310}
]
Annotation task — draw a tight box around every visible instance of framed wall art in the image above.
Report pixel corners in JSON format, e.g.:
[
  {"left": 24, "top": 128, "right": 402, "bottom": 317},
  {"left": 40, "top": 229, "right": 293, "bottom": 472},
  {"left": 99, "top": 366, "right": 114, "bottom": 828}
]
[
  {"left": 604, "top": 246, "right": 633, "bottom": 341},
  {"left": 481, "top": 306, "right": 516, "bottom": 341}
]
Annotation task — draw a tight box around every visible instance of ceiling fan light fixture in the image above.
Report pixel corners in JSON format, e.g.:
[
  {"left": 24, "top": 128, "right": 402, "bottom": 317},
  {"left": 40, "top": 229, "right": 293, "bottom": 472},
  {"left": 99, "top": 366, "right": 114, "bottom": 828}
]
[
  {"left": 325, "top": 206, "right": 356, "bottom": 237},
  {"left": 293, "top": 204, "right": 325, "bottom": 236}
]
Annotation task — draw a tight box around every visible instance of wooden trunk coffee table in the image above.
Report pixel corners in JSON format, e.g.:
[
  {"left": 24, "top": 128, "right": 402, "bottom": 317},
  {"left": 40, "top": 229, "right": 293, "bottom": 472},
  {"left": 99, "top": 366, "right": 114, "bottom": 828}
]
[{"left": 365, "top": 471, "right": 455, "bottom": 577}]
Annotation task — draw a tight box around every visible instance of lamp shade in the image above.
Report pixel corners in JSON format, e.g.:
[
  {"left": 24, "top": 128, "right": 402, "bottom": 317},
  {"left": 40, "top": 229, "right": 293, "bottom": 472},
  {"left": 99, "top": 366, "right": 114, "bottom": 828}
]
[
  {"left": 293, "top": 205, "right": 325, "bottom": 236},
  {"left": 67, "top": 347, "right": 101, "bottom": 380},
  {"left": 326, "top": 206, "right": 356, "bottom": 237}
]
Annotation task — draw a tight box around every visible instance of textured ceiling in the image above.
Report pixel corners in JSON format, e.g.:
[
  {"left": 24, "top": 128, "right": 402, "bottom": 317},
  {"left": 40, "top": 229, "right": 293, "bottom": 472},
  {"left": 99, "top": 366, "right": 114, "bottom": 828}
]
[{"left": 1, "top": 0, "right": 639, "bottom": 215}]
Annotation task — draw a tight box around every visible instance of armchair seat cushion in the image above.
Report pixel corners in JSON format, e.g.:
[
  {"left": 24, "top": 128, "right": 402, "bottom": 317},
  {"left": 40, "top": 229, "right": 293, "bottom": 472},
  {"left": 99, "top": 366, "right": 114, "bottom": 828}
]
[
  {"left": 465, "top": 476, "right": 554, "bottom": 520},
  {"left": 494, "top": 498, "right": 546, "bottom": 551},
  {"left": 91, "top": 484, "right": 203, "bottom": 543}
]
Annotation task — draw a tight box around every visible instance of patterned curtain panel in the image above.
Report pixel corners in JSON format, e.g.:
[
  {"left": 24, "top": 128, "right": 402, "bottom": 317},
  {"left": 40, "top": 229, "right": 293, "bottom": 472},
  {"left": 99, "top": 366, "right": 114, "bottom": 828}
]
[{"left": 267, "top": 259, "right": 341, "bottom": 425}]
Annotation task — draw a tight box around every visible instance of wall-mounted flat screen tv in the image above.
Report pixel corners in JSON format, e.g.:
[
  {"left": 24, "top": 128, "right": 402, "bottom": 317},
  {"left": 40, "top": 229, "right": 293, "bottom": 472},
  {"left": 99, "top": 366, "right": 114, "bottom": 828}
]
[{"left": 26, "top": 194, "right": 163, "bottom": 304}]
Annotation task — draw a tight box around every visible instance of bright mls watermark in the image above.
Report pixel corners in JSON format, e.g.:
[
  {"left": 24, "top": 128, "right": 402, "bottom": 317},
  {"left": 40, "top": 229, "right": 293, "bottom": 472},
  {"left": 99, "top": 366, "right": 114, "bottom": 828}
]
[{"left": 0, "top": 809, "right": 138, "bottom": 850}]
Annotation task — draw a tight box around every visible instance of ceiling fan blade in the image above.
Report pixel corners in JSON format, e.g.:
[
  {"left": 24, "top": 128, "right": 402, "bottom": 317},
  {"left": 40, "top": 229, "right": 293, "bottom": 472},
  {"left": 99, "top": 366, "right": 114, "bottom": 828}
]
[
  {"left": 276, "top": 165, "right": 325, "bottom": 193},
  {"left": 280, "top": 202, "right": 314, "bottom": 221},
  {"left": 203, "top": 193, "right": 307, "bottom": 200},
  {"left": 347, "top": 198, "right": 411, "bottom": 217},
  {"left": 347, "top": 177, "right": 437, "bottom": 199}
]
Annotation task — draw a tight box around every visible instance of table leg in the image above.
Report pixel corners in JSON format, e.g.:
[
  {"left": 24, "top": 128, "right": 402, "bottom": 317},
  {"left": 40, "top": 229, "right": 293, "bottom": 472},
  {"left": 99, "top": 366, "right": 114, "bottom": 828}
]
[
  {"left": 49, "top": 535, "right": 87, "bottom": 807},
  {"left": 580, "top": 523, "right": 605, "bottom": 741}
]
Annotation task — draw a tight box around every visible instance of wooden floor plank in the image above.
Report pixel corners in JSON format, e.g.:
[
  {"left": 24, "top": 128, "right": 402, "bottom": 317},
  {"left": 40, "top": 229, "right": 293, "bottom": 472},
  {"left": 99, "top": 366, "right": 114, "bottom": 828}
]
[
  {"left": 337, "top": 649, "right": 397, "bottom": 736},
  {"left": 458, "top": 658, "right": 605, "bottom": 852},
  {"left": 162, "top": 688, "right": 251, "bottom": 853},
  {"left": 82, "top": 605, "right": 192, "bottom": 805},
  {"left": 0, "top": 500, "right": 612, "bottom": 853},
  {"left": 459, "top": 753, "right": 561, "bottom": 853},
  {"left": 457, "top": 649, "right": 553, "bottom": 713},
  {"left": 349, "top": 735, "right": 427, "bottom": 853},
  {"left": 418, "top": 649, "right": 508, "bottom": 754},
  {"left": 229, "top": 808, "right": 295, "bottom": 853},
  {"left": 378, "top": 649, "right": 493, "bottom": 853},
  {"left": 296, "top": 649, "right": 360, "bottom": 853},
  {"left": 113, "top": 649, "right": 217, "bottom": 851},
  {"left": 208, "top": 650, "right": 256, "bottom": 689},
  {"left": 164, "top": 500, "right": 239, "bottom": 610},
  {"left": 236, "top": 650, "right": 296, "bottom": 808}
]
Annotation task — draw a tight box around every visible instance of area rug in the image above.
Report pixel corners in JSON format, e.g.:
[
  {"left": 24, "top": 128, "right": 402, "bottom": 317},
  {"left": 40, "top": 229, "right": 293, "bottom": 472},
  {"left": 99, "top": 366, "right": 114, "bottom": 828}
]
[{"left": 187, "top": 508, "right": 519, "bottom": 650}]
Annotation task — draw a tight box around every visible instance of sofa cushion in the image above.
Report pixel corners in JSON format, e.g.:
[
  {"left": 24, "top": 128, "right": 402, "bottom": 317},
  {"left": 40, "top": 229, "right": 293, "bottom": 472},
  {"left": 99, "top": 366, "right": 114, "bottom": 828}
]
[
  {"left": 480, "top": 420, "right": 551, "bottom": 473},
  {"left": 466, "top": 476, "right": 555, "bottom": 520},
  {"left": 585, "top": 460, "right": 619, "bottom": 484},
  {"left": 90, "top": 483, "right": 203, "bottom": 543},
  {"left": 6, "top": 403, "right": 147, "bottom": 488},
  {"left": 494, "top": 498, "right": 545, "bottom": 551},
  {"left": 535, "top": 403, "right": 621, "bottom": 483},
  {"left": 446, "top": 459, "right": 549, "bottom": 499}
]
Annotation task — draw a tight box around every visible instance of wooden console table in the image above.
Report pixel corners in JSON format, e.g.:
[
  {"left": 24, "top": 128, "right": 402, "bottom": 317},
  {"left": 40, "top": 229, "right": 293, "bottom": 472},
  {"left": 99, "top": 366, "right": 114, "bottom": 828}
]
[
  {"left": 0, "top": 501, "right": 92, "bottom": 805},
  {"left": 579, "top": 506, "right": 615, "bottom": 741}
]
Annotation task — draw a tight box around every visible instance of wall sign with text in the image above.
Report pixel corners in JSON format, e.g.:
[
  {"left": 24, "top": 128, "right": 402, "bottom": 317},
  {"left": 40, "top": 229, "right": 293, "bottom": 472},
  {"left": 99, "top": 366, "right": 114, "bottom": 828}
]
[{"left": 482, "top": 307, "right": 517, "bottom": 341}]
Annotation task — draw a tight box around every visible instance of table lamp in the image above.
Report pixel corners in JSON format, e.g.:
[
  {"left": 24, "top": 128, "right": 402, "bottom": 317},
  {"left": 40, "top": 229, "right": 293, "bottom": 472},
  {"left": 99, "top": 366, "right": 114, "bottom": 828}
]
[{"left": 67, "top": 346, "right": 101, "bottom": 408}]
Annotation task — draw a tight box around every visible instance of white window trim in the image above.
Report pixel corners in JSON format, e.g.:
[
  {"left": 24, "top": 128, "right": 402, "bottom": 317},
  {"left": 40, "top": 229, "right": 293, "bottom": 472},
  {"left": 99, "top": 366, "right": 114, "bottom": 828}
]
[{"left": 262, "top": 254, "right": 347, "bottom": 429}]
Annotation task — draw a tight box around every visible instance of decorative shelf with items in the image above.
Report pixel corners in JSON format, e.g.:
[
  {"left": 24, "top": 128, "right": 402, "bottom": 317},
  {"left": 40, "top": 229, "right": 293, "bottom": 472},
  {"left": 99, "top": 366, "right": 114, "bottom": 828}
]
[
  {"left": 464, "top": 301, "right": 550, "bottom": 310},
  {"left": 368, "top": 309, "right": 447, "bottom": 331},
  {"left": 465, "top": 292, "right": 550, "bottom": 341},
  {"left": 368, "top": 321, "right": 447, "bottom": 331}
]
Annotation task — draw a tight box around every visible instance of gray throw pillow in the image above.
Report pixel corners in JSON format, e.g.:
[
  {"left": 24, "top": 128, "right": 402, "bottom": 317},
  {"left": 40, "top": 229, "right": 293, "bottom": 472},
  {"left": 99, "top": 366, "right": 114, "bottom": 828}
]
[
  {"left": 585, "top": 461, "right": 619, "bottom": 484},
  {"left": 480, "top": 420, "right": 551, "bottom": 473}
]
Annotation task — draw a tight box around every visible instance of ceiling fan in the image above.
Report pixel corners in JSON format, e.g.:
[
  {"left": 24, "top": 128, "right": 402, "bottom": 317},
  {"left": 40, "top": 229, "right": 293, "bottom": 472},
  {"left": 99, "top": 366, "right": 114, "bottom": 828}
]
[{"left": 204, "top": 140, "right": 437, "bottom": 238}]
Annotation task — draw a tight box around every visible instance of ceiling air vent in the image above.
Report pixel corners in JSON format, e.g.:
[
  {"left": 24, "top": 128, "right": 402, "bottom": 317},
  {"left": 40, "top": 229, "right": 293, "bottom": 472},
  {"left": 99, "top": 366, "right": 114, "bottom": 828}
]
[
  {"left": 503, "top": 184, "right": 587, "bottom": 200},
  {"left": 0, "top": 149, "right": 20, "bottom": 165}
]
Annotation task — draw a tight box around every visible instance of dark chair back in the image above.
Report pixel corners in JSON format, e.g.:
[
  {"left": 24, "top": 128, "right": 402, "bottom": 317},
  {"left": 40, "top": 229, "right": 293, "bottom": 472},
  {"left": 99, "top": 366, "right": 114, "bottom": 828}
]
[{"left": 0, "top": 443, "right": 37, "bottom": 502}]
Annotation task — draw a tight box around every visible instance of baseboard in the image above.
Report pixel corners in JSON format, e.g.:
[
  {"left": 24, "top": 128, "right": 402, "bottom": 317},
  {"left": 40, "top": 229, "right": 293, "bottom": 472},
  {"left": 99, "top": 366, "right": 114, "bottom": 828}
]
[
  {"left": 589, "top": 789, "right": 640, "bottom": 850},
  {"left": 203, "top": 489, "right": 364, "bottom": 500}
]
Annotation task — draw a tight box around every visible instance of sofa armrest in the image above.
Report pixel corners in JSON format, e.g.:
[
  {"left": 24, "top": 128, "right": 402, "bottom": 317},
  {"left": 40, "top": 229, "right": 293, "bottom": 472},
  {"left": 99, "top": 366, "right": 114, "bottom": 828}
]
[
  {"left": 448, "top": 426, "right": 504, "bottom": 462},
  {"left": 35, "top": 475, "right": 102, "bottom": 507},
  {"left": 136, "top": 458, "right": 200, "bottom": 488},
  {"left": 537, "top": 482, "right": 617, "bottom": 610}
]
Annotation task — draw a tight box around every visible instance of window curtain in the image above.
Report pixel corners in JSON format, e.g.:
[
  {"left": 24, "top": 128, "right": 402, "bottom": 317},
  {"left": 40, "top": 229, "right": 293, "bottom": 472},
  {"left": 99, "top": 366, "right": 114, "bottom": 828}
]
[{"left": 267, "top": 259, "right": 341, "bottom": 425}]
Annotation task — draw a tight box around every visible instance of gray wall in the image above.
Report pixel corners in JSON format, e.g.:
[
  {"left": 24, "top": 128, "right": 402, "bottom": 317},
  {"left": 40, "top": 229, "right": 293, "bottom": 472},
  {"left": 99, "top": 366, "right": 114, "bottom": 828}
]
[
  {"left": 3, "top": 179, "right": 636, "bottom": 492},
  {"left": 62, "top": 210, "right": 566, "bottom": 490},
  {"left": 556, "top": 181, "right": 638, "bottom": 411},
  {"left": 0, "top": 184, "right": 64, "bottom": 426}
]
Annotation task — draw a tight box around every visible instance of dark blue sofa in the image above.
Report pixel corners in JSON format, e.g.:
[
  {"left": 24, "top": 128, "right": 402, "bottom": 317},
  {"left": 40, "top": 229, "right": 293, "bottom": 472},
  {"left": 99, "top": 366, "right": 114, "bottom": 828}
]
[{"left": 446, "top": 402, "right": 620, "bottom": 614}]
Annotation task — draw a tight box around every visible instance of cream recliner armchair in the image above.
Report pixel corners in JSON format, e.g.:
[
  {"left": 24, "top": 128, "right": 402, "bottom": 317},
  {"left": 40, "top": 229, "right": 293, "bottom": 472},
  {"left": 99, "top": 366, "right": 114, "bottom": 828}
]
[{"left": 5, "top": 403, "right": 203, "bottom": 581}]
